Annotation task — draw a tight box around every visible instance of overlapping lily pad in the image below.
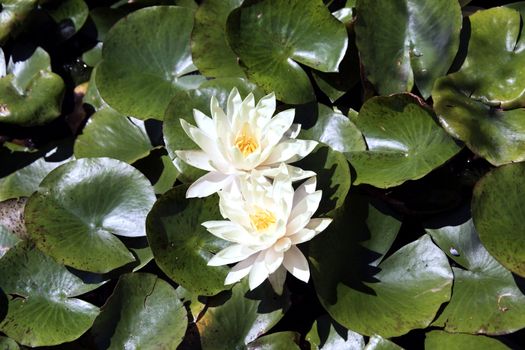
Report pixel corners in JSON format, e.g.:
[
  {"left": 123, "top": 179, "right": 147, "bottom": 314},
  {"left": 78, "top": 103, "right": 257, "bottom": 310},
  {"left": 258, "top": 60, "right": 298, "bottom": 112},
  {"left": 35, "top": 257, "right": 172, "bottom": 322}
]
[
  {"left": 226, "top": 0, "right": 348, "bottom": 103},
  {"left": 311, "top": 193, "right": 452, "bottom": 337},
  {"left": 355, "top": 0, "right": 461, "bottom": 97},
  {"left": 0, "top": 224, "right": 20, "bottom": 258},
  {"left": 146, "top": 185, "right": 229, "bottom": 295},
  {"left": 0, "top": 47, "right": 65, "bottom": 126},
  {"left": 433, "top": 7, "right": 525, "bottom": 165},
  {"left": 97, "top": 6, "right": 204, "bottom": 119},
  {"left": 163, "top": 77, "right": 264, "bottom": 182},
  {"left": 471, "top": 162, "right": 525, "bottom": 278},
  {"left": 74, "top": 109, "right": 153, "bottom": 163},
  {"left": 0, "top": 242, "right": 100, "bottom": 347},
  {"left": 347, "top": 94, "right": 461, "bottom": 188},
  {"left": 25, "top": 158, "right": 156, "bottom": 273},
  {"left": 427, "top": 219, "right": 525, "bottom": 334},
  {"left": 425, "top": 331, "right": 509, "bottom": 350},
  {"left": 46, "top": 0, "right": 89, "bottom": 35},
  {"left": 197, "top": 280, "right": 290, "bottom": 349},
  {"left": 0, "top": 0, "right": 38, "bottom": 43},
  {"left": 92, "top": 273, "right": 187, "bottom": 349}
]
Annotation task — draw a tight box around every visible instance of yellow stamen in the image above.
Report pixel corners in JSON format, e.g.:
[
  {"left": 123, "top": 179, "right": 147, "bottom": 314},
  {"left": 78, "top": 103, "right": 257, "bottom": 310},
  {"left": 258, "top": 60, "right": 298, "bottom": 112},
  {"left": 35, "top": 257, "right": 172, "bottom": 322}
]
[
  {"left": 250, "top": 208, "right": 276, "bottom": 231},
  {"left": 234, "top": 126, "right": 258, "bottom": 157}
]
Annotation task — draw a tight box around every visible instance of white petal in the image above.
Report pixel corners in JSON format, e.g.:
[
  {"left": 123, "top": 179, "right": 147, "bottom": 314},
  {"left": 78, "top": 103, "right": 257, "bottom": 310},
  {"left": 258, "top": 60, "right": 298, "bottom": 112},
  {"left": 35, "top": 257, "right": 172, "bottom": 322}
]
[
  {"left": 186, "top": 172, "right": 233, "bottom": 198},
  {"left": 292, "top": 176, "right": 317, "bottom": 208},
  {"left": 208, "top": 244, "right": 258, "bottom": 266},
  {"left": 224, "top": 254, "right": 257, "bottom": 285},
  {"left": 283, "top": 245, "right": 310, "bottom": 283},
  {"left": 289, "top": 218, "right": 332, "bottom": 244},
  {"left": 180, "top": 119, "right": 224, "bottom": 160},
  {"left": 263, "top": 139, "right": 318, "bottom": 165},
  {"left": 305, "top": 217, "right": 332, "bottom": 233},
  {"left": 256, "top": 165, "right": 316, "bottom": 182},
  {"left": 261, "top": 109, "right": 295, "bottom": 148},
  {"left": 255, "top": 92, "right": 276, "bottom": 121},
  {"left": 218, "top": 192, "right": 252, "bottom": 227},
  {"left": 175, "top": 150, "right": 215, "bottom": 171},
  {"left": 193, "top": 109, "right": 215, "bottom": 138},
  {"left": 285, "top": 123, "right": 301, "bottom": 139},
  {"left": 265, "top": 248, "right": 284, "bottom": 274},
  {"left": 249, "top": 251, "right": 269, "bottom": 290},
  {"left": 268, "top": 266, "right": 287, "bottom": 295},
  {"left": 287, "top": 190, "right": 322, "bottom": 234},
  {"left": 202, "top": 220, "right": 249, "bottom": 244},
  {"left": 227, "top": 87, "right": 242, "bottom": 122}
]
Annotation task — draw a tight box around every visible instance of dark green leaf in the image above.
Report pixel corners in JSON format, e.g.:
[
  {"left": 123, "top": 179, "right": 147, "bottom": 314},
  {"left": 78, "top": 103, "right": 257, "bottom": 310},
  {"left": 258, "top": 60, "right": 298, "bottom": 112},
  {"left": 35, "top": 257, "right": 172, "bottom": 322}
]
[
  {"left": 146, "top": 185, "right": 229, "bottom": 295},
  {"left": 46, "top": 0, "right": 89, "bottom": 33},
  {"left": 0, "top": 0, "right": 38, "bottom": 43},
  {"left": 425, "top": 331, "right": 509, "bottom": 350},
  {"left": 247, "top": 332, "right": 300, "bottom": 349}
]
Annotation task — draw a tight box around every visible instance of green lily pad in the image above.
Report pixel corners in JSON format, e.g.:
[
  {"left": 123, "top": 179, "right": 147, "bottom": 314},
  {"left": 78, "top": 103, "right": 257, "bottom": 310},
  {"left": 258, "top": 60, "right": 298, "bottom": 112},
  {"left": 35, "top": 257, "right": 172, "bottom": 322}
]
[
  {"left": 0, "top": 336, "right": 19, "bottom": 350},
  {"left": 306, "top": 315, "right": 365, "bottom": 349},
  {"left": 146, "top": 185, "right": 229, "bottom": 296},
  {"left": 425, "top": 331, "right": 510, "bottom": 350},
  {"left": 347, "top": 94, "right": 461, "bottom": 188},
  {"left": 0, "top": 156, "right": 69, "bottom": 201},
  {"left": 25, "top": 158, "right": 156, "bottom": 273},
  {"left": 197, "top": 280, "right": 290, "bottom": 349},
  {"left": 0, "top": 47, "right": 65, "bottom": 126},
  {"left": 0, "top": 0, "right": 38, "bottom": 44},
  {"left": 132, "top": 149, "right": 180, "bottom": 194},
  {"left": 226, "top": 0, "right": 348, "bottom": 103},
  {"left": 247, "top": 332, "right": 299, "bottom": 349},
  {"left": 91, "top": 273, "right": 187, "bottom": 349},
  {"left": 191, "top": 0, "right": 245, "bottom": 78},
  {"left": 74, "top": 109, "right": 153, "bottom": 164},
  {"left": 97, "top": 6, "right": 204, "bottom": 120},
  {"left": 0, "top": 224, "right": 20, "bottom": 258},
  {"left": 355, "top": 0, "right": 461, "bottom": 98},
  {"left": 163, "top": 77, "right": 264, "bottom": 182},
  {"left": 433, "top": 7, "right": 525, "bottom": 166},
  {"left": 472, "top": 163, "right": 525, "bottom": 277},
  {"left": 427, "top": 219, "right": 525, "bottom": 334},
  {"left": 295, "top": 145, "right": 351, "bottom": 216},
  {"left": 311, "top": 193, "right": 452, "bottom": 337},
  {"left": 365, "top": 335, "right": 403, "bottom": 350},
  {"left": 301, "top": 104, "right": 365, "bottom": 154},
  {"left": 0, "top": 242, "right": 99, "bottom": 347},
  {"left": 46, "top": 0, "right": 89, "bottom": 34},
  {"left": 0, "top": 198, "right": 27, "bottom": 241}
]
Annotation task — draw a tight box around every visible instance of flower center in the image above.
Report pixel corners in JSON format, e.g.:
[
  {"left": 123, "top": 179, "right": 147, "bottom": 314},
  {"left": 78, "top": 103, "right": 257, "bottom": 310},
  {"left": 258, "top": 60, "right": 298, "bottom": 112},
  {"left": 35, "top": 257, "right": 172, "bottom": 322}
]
[
  {"left": 250, "top": 208, "right": 276, "bottom": 231},
  {"left": 234, "top": 126, "right": 258, "bottom": 157}
]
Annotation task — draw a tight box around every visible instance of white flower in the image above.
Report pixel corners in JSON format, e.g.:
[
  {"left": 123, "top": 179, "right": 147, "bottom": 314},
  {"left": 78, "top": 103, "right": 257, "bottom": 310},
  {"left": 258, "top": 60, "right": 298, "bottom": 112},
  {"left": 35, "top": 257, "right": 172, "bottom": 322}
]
[
  {"left": 203, "top": 166, "right": 332, "bottom": 291},
  {"left": 175, "top": 88, "right": 317, "bottom": 198}
]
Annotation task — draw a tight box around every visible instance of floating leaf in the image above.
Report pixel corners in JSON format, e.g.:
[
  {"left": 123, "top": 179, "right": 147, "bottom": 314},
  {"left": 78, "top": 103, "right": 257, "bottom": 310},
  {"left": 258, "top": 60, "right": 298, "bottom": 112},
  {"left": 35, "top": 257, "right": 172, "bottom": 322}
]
[
  {"left": 146, "top": 185, "right": 229, "bottom": 296},
  {"left": 425, "top": 331, "right": 510, "bottom": 350},
  {"left": 355, "top": 0, "right": 461, "bottom": 97},
  {"left": 0, "top": 198, "right": 27, "bottom": 240},
  {"left": 197, "top": 280, "right": 290, "bottom": 349},
  {"left": 0, "top": 47, "right": 64, "bottom": 126},
  {"left": 191, "top": 0, "right": 245, "bottom": 78},
  {"left": 433, "top": 7, "right": 525, "bottom": 165},
  {"left": 97, "top": 6, "right": 204, "bottom": 119},
  {"left": 427, "top": 219, "right": 525, "bottom": 334},
  {"left": 163, "top": 77, "right": 264, "bottom": 182},
  {"left": 306, "top": 315, "right": 365, "bottom": 350},
  {"left": 92, "top": 273, "right": 187, "bottom": 349},
  {"left": 0, "top": 0, "right": 38, "bottom": 43},
  {"left": 0, "top": 242, "right": 99, "bottom": 347},
  {"left": 227, "top": 0, "right": 348, "bottom": 103},
  {"left": 472, "top": 163, "right": 525, "bottom": 277},
  {"left": 46, "top": 0, "right": 89, "bottom": 34},
  {"left": 311, "top": 193, "right": 452, "bottom": 337},
  {"left": 25, "top": 158, "right": 156, "bottom": 273},
  {"left": 0, "top": 224, "right": 20, "bottom": 258},
  {"left": 365, "top": 335, "right": 403, "bottom": 350},
  {"left": 247, "top": 332, "right": 299, "bottom": 349},
  {"left": 74, "top": 109, "right": 153, "bottom": 163},
  {"left": 0, "top": 336, "right": 19, "bottom": 350},
  {"left": 347, "top": 94, "right": 461, "bottom": 188}
]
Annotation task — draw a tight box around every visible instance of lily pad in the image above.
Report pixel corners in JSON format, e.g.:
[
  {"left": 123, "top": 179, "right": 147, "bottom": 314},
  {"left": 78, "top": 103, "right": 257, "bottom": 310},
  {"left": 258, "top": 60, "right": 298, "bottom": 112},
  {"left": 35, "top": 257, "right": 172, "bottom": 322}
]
[
  {"left": 433, "top": 7, "right": 525, "bottom": 165},
  {"left": 311, "top": 193, "right": 452, "bottom": 337},
  {"left": 427, "top": 219, "right": 525, "bottom": 334},
  {"left": 97, "top": 6, "right": 203, "bottom": 120},
  {"left": 191, "top": 0, "right": 245, "bottom": 78},
  {"left": 306, "top": 315, "right": 365, "bottom": 349},
  {"left": 472, "top": 163, "right": 525, "bottom": 277},
  {"left": 163, "top": 77, "right": 264, "bottom": 182},
  {"left": 74, "top": 109, "right": 153, "bottom": 163},
  {"left": 146, "top": 185, "right": 229, "bottom": 296},
  {"left": 0, "top": 336, "right": 19, "bottom": 350},
  {"left": 247, "top": 332, "right": 299, "bottom": 349},
  {"left": 0, "top": 47, "right": 65, "bottom": 126},
  {"left": 0, "top": 224, "right": 20, "bottom": 258},
  {"left": 46, "top": 0, "right": 89, "bottom": 34},
  {"left": 365, "top": 335, "right": 403, "bottom": 350},
  {"left": 226, "top": 0, "right": 348, "bottom": 103},
  {"left": 301, "top": 104, "right": 365, "bottom": 154},
  {"left": 0, "top": 0, "right": 38, "bottom": 43},
  {"left": 0, "top": 242, "right": 100, "bottom": 347},
  {"left": 197, "top": 280, "right": 290, "bottom": 349},
  {"left": 92, "top": 273, "right": 187, "bottom": 349},
  {"left": 355, "top": 0, "right": 461, "bottom": 97},
  {"left": 347, "top": 94, "right": 461, "bottom": 188},
  {"left": 425, "top": 331, "right": 510, "bottom": 350},
  {"left": 25, "top": 158, "right": 156, "bottom": 273}
]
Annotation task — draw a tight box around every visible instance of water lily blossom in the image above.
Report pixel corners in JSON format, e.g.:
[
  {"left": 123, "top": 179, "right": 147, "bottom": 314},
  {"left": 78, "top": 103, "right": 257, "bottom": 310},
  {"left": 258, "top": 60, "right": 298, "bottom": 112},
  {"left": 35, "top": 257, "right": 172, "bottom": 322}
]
[
  {"left": 204, "top": 167, "right": 332, "bottom": 291},
  {"left": 175, "top": 88, "right": 317, "bottom": 198}
]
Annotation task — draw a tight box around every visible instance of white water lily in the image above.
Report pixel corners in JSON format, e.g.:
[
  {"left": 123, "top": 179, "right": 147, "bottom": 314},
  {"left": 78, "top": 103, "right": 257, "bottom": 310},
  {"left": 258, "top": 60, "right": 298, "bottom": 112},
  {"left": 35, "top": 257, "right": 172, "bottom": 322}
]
[
  {"left": 175, "top": 88, "right": 317, "bottom": 198},
  {"left": 204, "top": 167, "right": 332, "bottom": 291}
]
